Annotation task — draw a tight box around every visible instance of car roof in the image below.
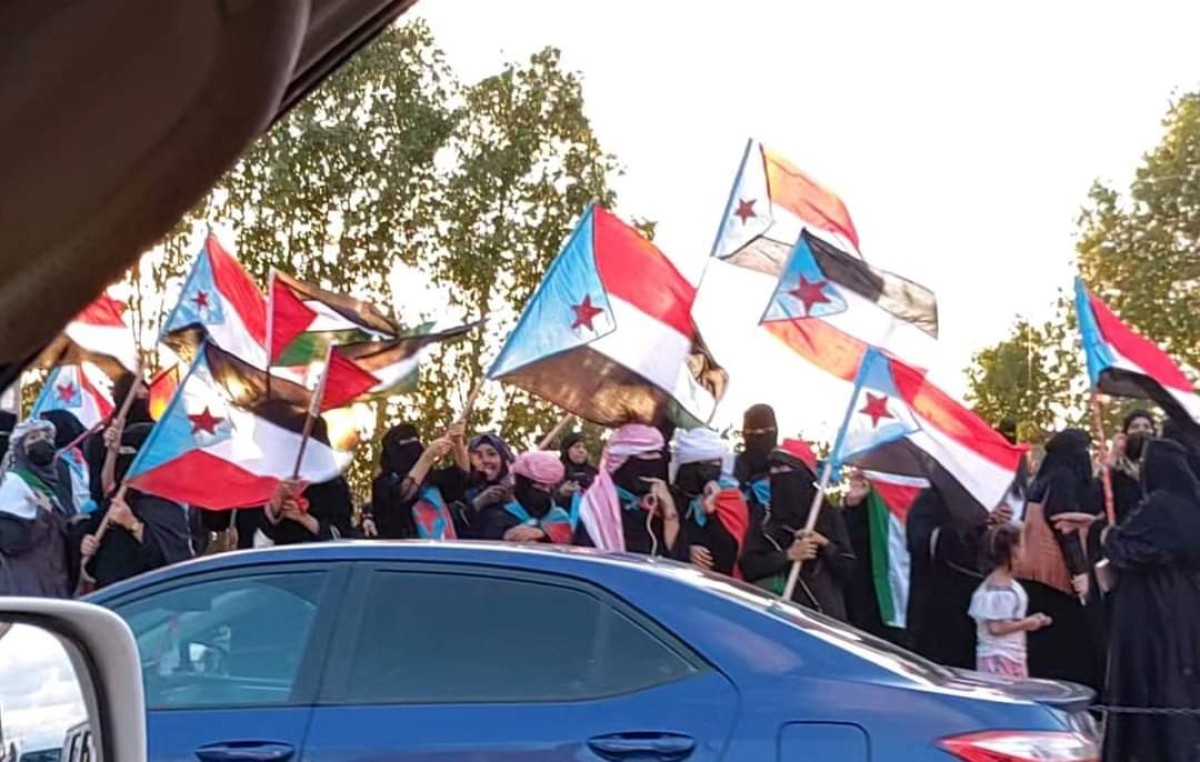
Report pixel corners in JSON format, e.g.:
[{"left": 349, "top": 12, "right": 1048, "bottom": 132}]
[
  {"left": 88, "top": 541, "right": 718, "bottom": 599},
  {"left": 0, "top": 0, "right": 420, "bottom": 387}
]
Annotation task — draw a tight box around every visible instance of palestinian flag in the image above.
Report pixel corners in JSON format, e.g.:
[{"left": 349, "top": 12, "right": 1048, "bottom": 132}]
[
  {"left": 161, "top": 233, "right": 268, "bottom": 367},
  {"left": 713, "top": 138, "right": 861, "bottom": 274},
  {"left": 39, "top": 293, "right": 139, "bottom": 379},
  {"left": 861, "top": 470, "right": 928, "bottom": 630},
  {"left": 31, "top": 363, "right": 114, "bottom": 428},
  {"left": 1075, "top": 278, "right": 1200, "bottom": 431},
  {"left": 830, "top": 348, "right": 1027, "bottom": 522},
  {"left": 124, "top": 343, "right": 353, "bottom": 510},
  {"left": 489, "top": 204, "right": 727, "bottom": 428},
  {"left": 319, "top": 323, "right": 478, "bottom": 411},
  {"left": 269, "top": 270, "right": 400, "bottom": 366},
  {"left": 761, "top": 230, "right": 939, "bottom": 379}
]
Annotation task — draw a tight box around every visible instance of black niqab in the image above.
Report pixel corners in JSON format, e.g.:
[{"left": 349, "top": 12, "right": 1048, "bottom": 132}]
[
  {"left": 380, "top": 423, "right": 423, "bottom": 478},
  {"left": 1101, "top": 438, "right": 1200, "bottom": 761},
  {"left": 736, "top": 404, "right": 777, "bottom": 484},
  {"left": 612, "top": 456, "right": 667, "bottom": 498}
]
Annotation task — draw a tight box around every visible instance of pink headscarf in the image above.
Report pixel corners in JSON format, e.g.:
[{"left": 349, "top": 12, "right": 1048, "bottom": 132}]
[
  {"left": 511, "top": 450, "right": 566, "bottom": 486},
  {"left": 579, "top": 423, "right": 665, "bottom": 552}
]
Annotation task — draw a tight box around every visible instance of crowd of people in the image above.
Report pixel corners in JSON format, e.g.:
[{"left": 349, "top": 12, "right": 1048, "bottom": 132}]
[{"left": 0, "top": 380, "right": 1198, "bottom": 759}]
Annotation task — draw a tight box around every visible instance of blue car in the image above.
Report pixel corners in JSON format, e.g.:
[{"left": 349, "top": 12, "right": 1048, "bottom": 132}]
[{"left": 88, "top": 542, "right": 1099, "bottom": 761}]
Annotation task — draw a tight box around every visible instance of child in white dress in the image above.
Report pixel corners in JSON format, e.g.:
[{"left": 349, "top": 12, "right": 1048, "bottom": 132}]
[{"left": 969, "top": 523, "right": 1052, "bottom": 677}]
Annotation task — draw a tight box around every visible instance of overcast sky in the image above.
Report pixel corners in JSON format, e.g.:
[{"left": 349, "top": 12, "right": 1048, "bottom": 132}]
[
  {"left": 412, "top": 0, "right": 1200, "bottom": 436},
  {"left": 0, "top": 625, "right": 86, "bottom": 754}
]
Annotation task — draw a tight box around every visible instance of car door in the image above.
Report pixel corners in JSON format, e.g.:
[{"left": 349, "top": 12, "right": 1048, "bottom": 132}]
[
  {"left": 300, "top": 563, "right": 739, "bottom": 761},
  {"left": 104, "top": 564, "right": 348, "bottom": 762}
]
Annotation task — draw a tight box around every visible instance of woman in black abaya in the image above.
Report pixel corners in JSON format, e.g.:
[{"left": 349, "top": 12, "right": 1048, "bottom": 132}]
[
  {"left": 905, "top": 485, "right": 985, "bottom": 668},
  {"left": 1058, "top": 438, "right": 1200, "bottom": 762},
  {"left": 1016, "top": 428, "right": 1103, "bottom": 691}
]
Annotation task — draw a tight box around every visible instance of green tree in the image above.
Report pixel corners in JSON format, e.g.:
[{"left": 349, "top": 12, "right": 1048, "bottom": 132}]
[
  {"left": 426, "top": 47, "right": 618, "bottom": 447},
  {"left": 966, "top": 91, "right": 1200, "bottom": 440},
  {"left": 116, "top": 22, "right": 622, "bottom": 496},
  {"left": 1077, "top": 93, "right": 1200, "bottom": 369}
]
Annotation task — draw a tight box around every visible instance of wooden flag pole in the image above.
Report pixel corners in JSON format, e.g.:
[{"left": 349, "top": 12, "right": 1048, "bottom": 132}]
[
  {"left": 537, "top": 412, "right": 575, "bottom": 450},
  {"left": 780, "top": 459, "right": 836, "bottom": 602},
  {"left": 456, "top": 379, "right": 485, "bottom": 427},
  {"left": 291, "top": 345, "right": 336, "bottom": 480},
  {"left": 1090, "top": 390, "right": 1117, "bottom": 527}
]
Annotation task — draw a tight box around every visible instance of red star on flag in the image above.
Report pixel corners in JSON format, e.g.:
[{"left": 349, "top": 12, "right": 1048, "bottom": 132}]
[
  {"left": 188, "top": 406, "right": 223, "bottom": 435},
  {"left": 56, "top": 382, "right": 76, "bottom": 403},
  {"left": 734, "top": 198, "right": 757, "bottom": 224},
  {"left": 859, "top": 393, "right": 894, "bottom": 428},
  {"left": 571, "top": 295, "right": 605, "bottom": 331},
  {"left": 192, "top": 290, "right": 210, "bottom": 309},
  {"left": 789, "top": 277, "right": 833, "bottom": 316}
]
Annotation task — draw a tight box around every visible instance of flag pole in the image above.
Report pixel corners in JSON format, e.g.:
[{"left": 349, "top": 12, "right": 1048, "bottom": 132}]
[
  {"left": 780, "top": 351, "right": 871, "bottom": 602},
  {"left": 80, "top": 368, "right": 145, "bottom": 577},
  {"left": 291, "top": 344, "right": 335, "bottom": 480},
  {"left": 265, "top": 270, "right": 276, "bottom": 401},
  {"left": 1090, "top": 390, "right": 1117, "bottom": 526},
  {"left": 537, "top": 412, "right": 575, "bottom": 450}
]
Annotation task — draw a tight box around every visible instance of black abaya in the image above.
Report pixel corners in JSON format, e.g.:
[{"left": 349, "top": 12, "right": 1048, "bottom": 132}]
[
  {"left": 1099, "top": 439, "right": 1200, "bottom": 762},
  {"left": 905, "top": 488, "right": 983, "bottom": 669}
]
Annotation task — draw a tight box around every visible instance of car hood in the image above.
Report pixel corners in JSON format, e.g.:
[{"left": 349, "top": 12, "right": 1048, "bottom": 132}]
[{"left": 0, "top": 0, "right": 420, "bottom": 386}]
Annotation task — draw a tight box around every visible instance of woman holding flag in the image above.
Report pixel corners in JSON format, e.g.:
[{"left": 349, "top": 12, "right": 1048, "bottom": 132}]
[{"left": 739, "top": 440, "right": 855, "bottom": 621}]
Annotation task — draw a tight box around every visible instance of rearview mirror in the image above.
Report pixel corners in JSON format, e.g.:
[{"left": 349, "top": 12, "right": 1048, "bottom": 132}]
[{"left": 0, "top": 599, "right": 145, "bottom": 762}]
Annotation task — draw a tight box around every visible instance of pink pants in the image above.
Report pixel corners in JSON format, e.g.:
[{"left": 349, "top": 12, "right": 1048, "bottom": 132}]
[{"left": 977, "top": 654, "right": 1028, "bottom": 678}]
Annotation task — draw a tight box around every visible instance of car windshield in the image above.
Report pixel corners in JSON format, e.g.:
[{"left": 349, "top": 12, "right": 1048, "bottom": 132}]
[{"left": 659, "top": 563, "right": 954, "bottom": 684}]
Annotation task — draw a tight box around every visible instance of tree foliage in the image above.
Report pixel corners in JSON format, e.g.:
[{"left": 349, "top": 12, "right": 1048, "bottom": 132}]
[
  {"left": 116, "top": 21, "right": 622, "bottom": 497},
  {"left": 967, "top": 91, "right": 1200, "bottom": 441}
]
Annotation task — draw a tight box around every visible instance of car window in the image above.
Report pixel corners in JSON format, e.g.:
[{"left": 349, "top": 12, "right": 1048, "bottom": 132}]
[
  {"left": 343, "top": 571, "right": 696, "bottom": 704},
  {"left": 112, "top": 572, "right": 328, "bottom": 710},
  {"left": 675, "top": 566, "right": 953, "bottom": 682}
]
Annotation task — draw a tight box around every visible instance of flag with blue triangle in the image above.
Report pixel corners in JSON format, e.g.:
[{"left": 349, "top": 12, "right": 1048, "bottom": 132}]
[
  {"left": 829, "top": 348, "right": 1026, "bottom": 522},
  {"left": 489, "top": 204, "right": 726, "bottom": 428}
]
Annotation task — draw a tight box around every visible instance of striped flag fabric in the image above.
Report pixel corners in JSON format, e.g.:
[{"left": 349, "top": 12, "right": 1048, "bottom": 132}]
[
  {"left": 269, "top": 270, "right": 399, "bottom": 367},
  {"left": 861, "top": 470, "right": 927, "bottom": 630},
  {"left": 489, "top": 204, "right": 727, "bottom": 428},
  {"left": 124, "top": 343, "right": 352, "bottom": 510},
  {"left": 319, "top": 323, "right": 478, "bottom": 411},
  {"left": 713, "top": 138, "right": 861, "bottom": 274},
  {"left": 161, "top": 233, "right": 268, "bottom": 367},
  {"left": 39, "top": 293, "right": 139, "bottom": 379},
  {"left": 761, "top": 230, "right": 939, "bottom": 379},
  {"left": 30, "top": 363, "right": 114, "bottom": 429},
  {"left": 830, "top": 348, "right": 1027, "bottom": 521},
  {"left": 1075, "top": 278, "right": 1200, "bottom": 429}
]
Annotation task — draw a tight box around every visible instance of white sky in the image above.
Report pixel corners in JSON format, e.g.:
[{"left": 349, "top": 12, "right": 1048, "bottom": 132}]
[
  {"left": 0, "top": 625, "right": 86, "bottom": 754},
  {"left": 413, "top": 0, "right": 1200, "bottom": 438}
]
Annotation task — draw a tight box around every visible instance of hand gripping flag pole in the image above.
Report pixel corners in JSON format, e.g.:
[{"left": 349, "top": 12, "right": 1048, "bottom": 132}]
[{"left": 780, "top": 352, "right": 867, "bottom": 602}]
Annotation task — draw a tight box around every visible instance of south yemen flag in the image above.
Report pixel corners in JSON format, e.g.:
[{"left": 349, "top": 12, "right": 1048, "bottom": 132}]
[
  {"left": 713, "top": 138, "right": 861, "bottom": 273},
  {"left": 1075, "top": 278, "right": 1200, "bottom": 429},
  {"left": 489, "top": 204, "right": 726, "bottom": 428},
  {"left": 861, "top": 470, "right": 927, "bottom": 630},
  {"left": 269, "top": 270, "right": 399, "bottom": 366},
  {"left": 124, "top": 343, "right": 351, "bottom": 510},
  {"left": 831, "top": 348, "right": 1026, "bottom": 521},
  {"left": 161, "top": 233, "right": 268, "bottom": 367},
  {"left": 39, "top": 293, "right": 139, "bottom": 379},
  {"left": 761, "top": 230, "right": 939, "bottom": 379},
  {"left": 31, "top": 364, "right": 114, "bottom": 429}
]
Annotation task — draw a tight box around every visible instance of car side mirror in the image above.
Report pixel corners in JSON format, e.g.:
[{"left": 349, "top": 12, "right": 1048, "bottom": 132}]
[{"left": 0, "top": 598, "right": 145, "bottom": 762}]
